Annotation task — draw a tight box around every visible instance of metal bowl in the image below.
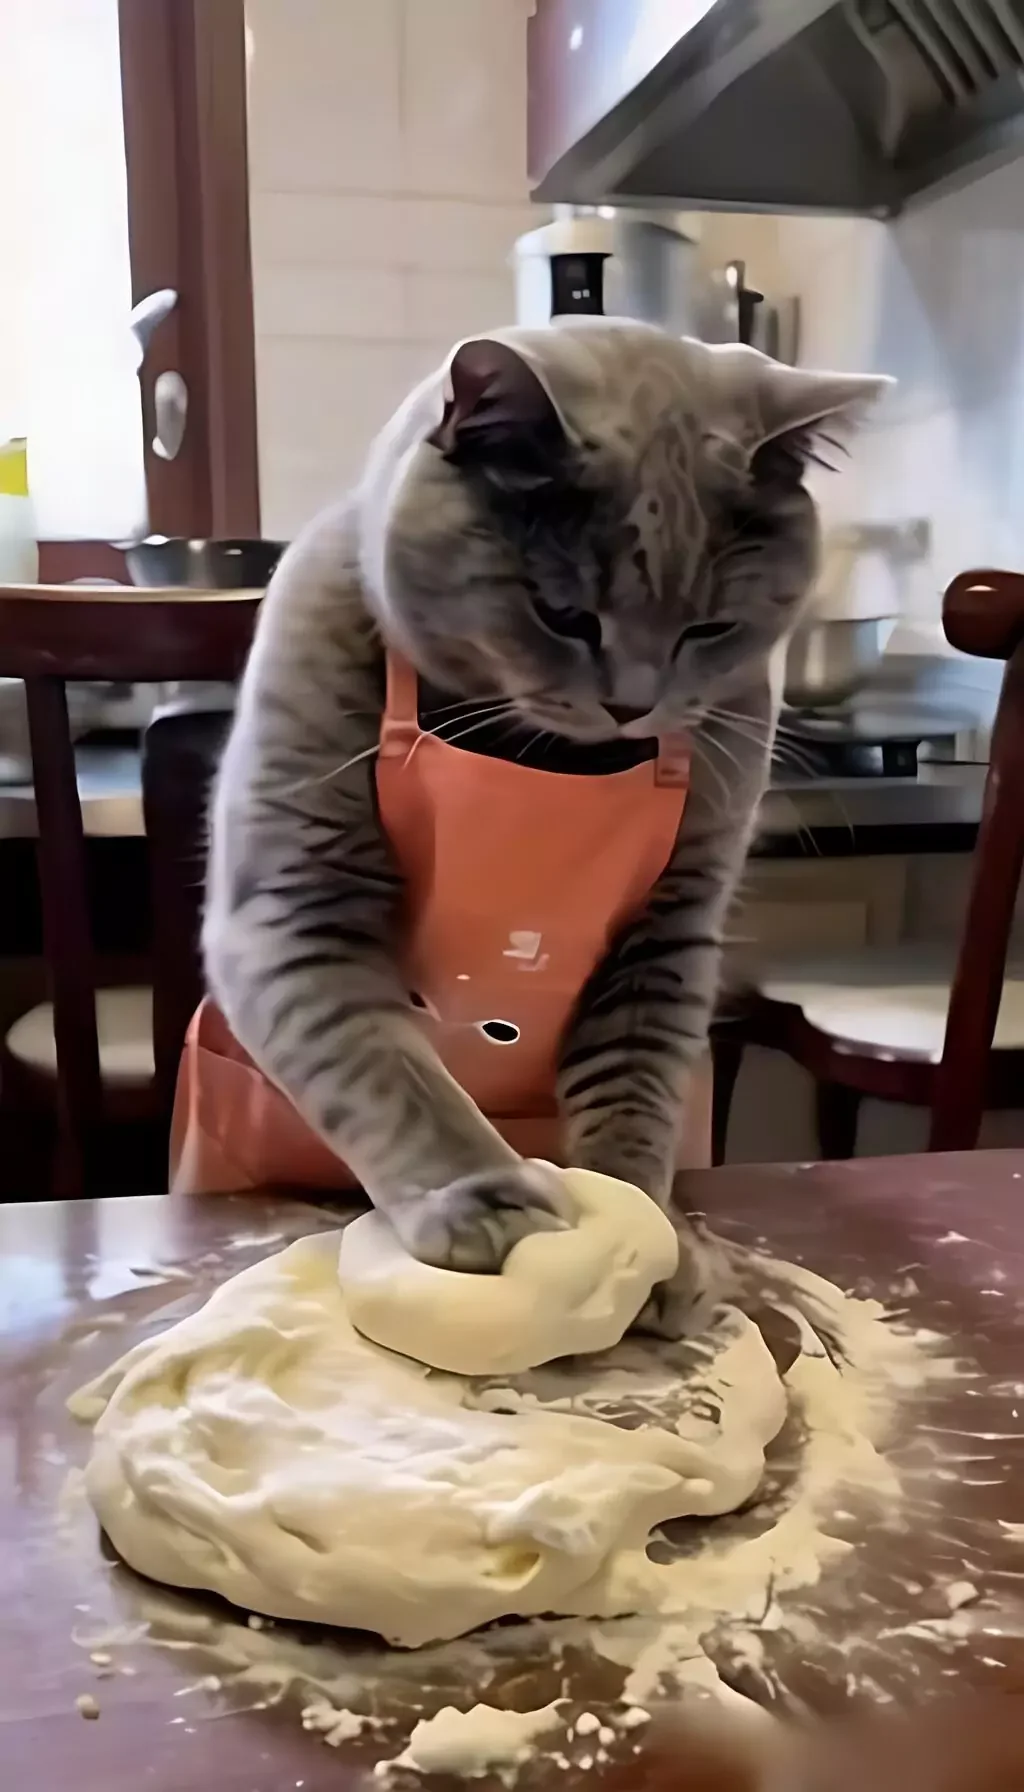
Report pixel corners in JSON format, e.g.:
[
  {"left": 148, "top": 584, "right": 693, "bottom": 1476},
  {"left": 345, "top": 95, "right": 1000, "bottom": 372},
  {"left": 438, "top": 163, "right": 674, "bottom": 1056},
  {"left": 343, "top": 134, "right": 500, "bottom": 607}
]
[
  {"left": 783, "top": 616, "right": 897, "bottom": 711},
  {"left": 124, "top": 537, "right": 286, "bottom": 590}
]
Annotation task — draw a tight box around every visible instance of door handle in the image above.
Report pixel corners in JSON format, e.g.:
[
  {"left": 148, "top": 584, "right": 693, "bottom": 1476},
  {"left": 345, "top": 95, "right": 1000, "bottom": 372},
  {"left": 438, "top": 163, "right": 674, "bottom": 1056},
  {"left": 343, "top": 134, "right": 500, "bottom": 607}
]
[
  {"left": 129, "top": 288, "right": 178, "bottom": 369},
  {"left": 152, "top": 369, "right": 188, "bottom": 461}
]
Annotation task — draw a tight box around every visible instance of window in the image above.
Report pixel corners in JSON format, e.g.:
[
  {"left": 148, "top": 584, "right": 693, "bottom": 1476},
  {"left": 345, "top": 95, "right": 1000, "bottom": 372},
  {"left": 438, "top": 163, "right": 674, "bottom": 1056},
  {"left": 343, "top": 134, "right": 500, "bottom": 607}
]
[
  {"left": 0, "top": 0, "right": 259, "bottom": 572},
  {"left": 0, "top": 0, "right": 145, "bottom": 539}
]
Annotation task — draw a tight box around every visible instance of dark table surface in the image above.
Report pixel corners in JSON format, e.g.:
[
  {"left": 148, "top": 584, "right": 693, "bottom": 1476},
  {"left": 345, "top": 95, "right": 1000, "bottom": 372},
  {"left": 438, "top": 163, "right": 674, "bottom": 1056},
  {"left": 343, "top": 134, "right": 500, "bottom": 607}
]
[{"left": 5, "top": 1151, "right": 1024, "bottom": 1789}]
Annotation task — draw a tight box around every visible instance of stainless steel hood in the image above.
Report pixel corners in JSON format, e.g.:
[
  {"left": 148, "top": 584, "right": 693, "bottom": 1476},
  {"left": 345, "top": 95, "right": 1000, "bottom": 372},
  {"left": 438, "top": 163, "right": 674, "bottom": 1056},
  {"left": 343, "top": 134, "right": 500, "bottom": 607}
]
[{"left": 529, "top": 0, "right": 1024, "bottom": 216}]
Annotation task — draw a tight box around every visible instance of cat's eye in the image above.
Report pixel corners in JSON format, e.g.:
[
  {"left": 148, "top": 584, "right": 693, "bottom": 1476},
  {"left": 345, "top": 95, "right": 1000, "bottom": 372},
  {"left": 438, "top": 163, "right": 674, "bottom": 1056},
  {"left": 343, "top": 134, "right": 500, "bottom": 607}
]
[
  {"left": 531, "top": 595, "right": 602, "bottom": 655},
  {"left": 680, "top": 620, "right": 737, "bottom": 645}
]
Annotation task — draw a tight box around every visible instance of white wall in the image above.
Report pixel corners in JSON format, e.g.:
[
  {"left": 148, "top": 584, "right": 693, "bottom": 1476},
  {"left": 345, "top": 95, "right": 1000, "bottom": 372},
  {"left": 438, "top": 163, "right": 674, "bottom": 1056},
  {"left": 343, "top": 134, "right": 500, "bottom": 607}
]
[
  {"left": 245, "top": 0, "right": 539, "bottom": 538},
  {"left": 700, "top": 160, "right": 1024, "bottom": 625}
]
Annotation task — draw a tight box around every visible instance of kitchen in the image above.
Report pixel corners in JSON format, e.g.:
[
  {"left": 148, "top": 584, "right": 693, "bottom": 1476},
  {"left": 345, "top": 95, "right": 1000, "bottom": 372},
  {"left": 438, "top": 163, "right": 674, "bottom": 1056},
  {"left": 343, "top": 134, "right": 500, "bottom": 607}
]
[
  {"left": 527, "top": 0, "right": 1024, "bottom": 1162},
  {"left": 6, "top": 3, "right": 1024, "bottom": 1783},
  {"left": 2, "top": 0, "right": 1020, "bottom": 1175}
]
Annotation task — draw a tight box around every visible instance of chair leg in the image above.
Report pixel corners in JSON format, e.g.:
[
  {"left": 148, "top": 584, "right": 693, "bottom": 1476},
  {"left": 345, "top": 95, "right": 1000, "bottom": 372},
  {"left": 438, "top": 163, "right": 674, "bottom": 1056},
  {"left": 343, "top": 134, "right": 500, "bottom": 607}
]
[
  {"left": 710, "top": 1032, "right": 745, "bottom": 1167},
  {"left": 815, "top": 1081, "right": 861, "bottom": 1160},
  {"left": 52, "top": 1123, "right": 87, "bottom": 1199}
]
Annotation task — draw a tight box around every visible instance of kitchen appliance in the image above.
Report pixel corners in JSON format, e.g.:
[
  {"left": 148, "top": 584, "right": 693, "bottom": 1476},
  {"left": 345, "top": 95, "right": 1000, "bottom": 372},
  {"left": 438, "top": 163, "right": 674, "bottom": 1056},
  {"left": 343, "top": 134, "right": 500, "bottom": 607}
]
[
  {"left": 513, "top": 211, "right": 696, "bottom": 332},
  {"left": 512, "top": 211, "right": 796, "bottom": 354},
  {"left": 125, "top": 536, "right": 285, "bottom": 590},
  {"left": 784, "top": 617, "right": 897, "bottom": 711},
  {"left": 783, "top": 520, "right": 932, "bottom": 710},
  {"left": 697, "top": 260, "right": 801, "bottom": 363},
  {"left": 529, "top": 0, "right": 1024, "bottom": 216},
  {"left": 776, "top": 651, "right": 1001, "bottom": 780},
  {"left": 779, "top": 701, "right": 967, "bottom": 780}
]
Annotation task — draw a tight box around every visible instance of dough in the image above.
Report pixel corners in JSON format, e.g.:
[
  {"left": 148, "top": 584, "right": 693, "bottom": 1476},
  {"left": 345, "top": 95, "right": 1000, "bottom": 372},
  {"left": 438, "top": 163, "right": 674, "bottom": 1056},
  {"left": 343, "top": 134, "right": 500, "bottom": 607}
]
[
  {"left": 70, "top": 1230, "right": 787, "bottom": 1647},
  {"left": 386, "top": 1702, "right": 563, "bottom": 1776},
  {"left": 337, "top": 1167, "right": 680, "bottom": 1375}
]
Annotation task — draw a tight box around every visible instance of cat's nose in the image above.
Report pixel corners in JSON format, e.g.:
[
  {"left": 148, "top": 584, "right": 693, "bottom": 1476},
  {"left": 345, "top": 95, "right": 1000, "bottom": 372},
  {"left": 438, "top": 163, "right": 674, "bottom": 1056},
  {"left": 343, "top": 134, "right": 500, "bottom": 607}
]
[{"left": 603, "top": 702, "right": 649, "bottom": 726}]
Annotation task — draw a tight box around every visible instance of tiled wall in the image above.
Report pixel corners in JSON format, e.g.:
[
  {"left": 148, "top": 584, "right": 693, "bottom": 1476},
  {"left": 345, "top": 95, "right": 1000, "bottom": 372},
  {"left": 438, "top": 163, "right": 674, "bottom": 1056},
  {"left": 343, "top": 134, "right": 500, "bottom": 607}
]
[
  {"left": 245, "top": 0, "right": 538, "bottom": 538},
  {"left": 247, "top": 2, "right": 1024, "bottom": 589},
  {"left": 700, "top": 159, "right": 1024, "bottom": 625}
]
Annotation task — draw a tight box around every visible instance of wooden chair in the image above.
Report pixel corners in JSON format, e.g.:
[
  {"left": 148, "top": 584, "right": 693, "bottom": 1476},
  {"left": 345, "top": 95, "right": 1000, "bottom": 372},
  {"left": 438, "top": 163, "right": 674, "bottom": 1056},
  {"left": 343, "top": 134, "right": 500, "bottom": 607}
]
[
  {"left": 0, "top": 584, "right": 260, "bottom": 1196},
  {"left": 712, "top": 569, "right": 1024, "bottom": 1163}
]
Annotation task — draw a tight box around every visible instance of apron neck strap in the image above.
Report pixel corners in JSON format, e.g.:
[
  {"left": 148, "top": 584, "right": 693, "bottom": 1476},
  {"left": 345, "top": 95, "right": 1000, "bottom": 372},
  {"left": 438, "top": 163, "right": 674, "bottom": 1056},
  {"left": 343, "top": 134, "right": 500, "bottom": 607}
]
[
  {"left": 655, "top": 733, "right": 691, "bottom": 788},
  {"left": 380, "top": 651, "right": 421, "bottom": 758},
  {"left": 381, "top": 648, "right": 691, "bottom": 786}
]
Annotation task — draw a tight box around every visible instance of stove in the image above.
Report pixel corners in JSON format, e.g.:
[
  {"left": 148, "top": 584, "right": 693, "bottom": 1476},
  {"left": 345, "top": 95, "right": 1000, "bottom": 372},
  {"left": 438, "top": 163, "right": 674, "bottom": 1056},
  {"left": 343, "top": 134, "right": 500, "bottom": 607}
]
[{"left": 777, "top": 692, "right": 986, "bottom": 781}]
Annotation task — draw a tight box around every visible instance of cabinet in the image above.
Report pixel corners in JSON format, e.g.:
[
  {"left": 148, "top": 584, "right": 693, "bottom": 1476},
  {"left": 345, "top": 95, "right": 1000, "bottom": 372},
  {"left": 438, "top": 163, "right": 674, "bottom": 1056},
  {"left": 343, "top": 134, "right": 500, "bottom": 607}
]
[{"left": 529, "top": 0, "right": 690, "bottom": 193}]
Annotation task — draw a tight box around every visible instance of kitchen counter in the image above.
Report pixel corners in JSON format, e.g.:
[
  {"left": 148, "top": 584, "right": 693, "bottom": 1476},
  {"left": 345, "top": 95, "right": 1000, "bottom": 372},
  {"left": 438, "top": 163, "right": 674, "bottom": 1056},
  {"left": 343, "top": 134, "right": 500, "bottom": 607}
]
[
  {"left": 0, "top": 743, "right": 990, "bottom": 856},
  {"left": 5, "top": 1151, "right": 1024, "bottom": 1788},
  {"left": 757, "top": 761, "right": 987, "bottom": 856}
]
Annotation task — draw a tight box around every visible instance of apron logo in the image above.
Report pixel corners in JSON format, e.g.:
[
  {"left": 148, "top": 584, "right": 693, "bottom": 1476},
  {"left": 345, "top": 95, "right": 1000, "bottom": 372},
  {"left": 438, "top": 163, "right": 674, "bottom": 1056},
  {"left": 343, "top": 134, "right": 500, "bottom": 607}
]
[{"left": 503, "top": 930, "right": 549, "bottom": 971}]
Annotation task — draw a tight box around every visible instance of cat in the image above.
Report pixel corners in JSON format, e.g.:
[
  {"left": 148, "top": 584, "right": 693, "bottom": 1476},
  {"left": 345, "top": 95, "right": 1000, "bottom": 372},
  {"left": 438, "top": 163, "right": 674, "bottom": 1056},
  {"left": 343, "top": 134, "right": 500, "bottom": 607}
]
[{"left": 204, "top": 319, "right": 886, "bottom": 1326}]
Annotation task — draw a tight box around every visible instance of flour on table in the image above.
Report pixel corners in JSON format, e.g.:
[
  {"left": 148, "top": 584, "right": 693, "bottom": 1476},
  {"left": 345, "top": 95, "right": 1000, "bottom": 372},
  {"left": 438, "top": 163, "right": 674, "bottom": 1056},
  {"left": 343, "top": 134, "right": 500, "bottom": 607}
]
[
  {"left": 62, "top": 1263, "right": 948, "bottom": 1780},
  {"left": 67, "top": 1182, "right": 947, "bottom": 1731},
  {"left": 577, "top": 1241, "right": 952, "bottom": 1707}
]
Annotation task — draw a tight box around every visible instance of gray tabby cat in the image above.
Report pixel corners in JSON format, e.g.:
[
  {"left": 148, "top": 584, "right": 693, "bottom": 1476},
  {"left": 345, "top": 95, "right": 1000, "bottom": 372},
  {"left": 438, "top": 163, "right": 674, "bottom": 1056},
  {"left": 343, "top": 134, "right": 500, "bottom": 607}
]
[{"left": 205, "top": 319, "right": 885, "bottom": 1323}]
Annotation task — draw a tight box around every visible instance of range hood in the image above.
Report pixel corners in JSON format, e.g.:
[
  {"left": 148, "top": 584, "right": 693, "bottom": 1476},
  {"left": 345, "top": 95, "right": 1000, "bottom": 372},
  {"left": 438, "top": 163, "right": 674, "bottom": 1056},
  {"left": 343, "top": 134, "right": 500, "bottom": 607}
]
[{"left": 530, "top": 0, "right": 1024, "bottom": 216}]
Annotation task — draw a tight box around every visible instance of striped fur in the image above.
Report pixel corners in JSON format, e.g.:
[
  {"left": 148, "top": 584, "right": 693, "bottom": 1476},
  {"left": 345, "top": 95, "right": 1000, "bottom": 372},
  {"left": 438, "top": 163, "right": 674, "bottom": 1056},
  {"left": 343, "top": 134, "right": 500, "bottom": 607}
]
[{"left": 205, "top": 321, "right": 885, "bottom": 1309}]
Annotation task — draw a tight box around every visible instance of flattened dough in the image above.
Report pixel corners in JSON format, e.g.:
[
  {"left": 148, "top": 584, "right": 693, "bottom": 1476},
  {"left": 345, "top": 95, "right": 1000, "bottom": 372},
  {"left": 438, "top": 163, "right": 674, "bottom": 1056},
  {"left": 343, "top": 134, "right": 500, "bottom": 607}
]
[
  {"left": 337, "top": 1167, "right": 680, "bottom": 1375},
  {"left": 70, "top": 1231, "right": 787, "bottom": 1647}
]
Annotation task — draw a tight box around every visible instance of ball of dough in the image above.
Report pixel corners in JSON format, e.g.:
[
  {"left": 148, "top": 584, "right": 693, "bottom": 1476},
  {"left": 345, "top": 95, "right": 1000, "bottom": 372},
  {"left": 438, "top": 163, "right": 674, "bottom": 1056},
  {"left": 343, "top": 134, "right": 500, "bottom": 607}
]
[{"left": 336, "top": 1165, "right": 679, "bottom": 1375}]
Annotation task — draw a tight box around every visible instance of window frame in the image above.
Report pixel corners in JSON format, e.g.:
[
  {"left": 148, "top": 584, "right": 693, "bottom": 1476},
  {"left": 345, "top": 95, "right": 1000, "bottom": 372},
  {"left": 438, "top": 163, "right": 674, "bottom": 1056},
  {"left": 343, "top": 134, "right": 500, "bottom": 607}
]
[{"left": 39, "top": 0, "right": 259, "bottom": 579}]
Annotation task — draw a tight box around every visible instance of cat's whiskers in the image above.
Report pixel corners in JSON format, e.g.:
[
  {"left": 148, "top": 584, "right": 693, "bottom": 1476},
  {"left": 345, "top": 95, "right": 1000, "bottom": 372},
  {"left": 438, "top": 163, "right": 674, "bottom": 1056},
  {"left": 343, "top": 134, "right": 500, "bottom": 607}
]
[
  {"left": 688, "top": 737, "right": 738, "bottom": 814},
  {"left": 694, "top": 729, "right": 768, "bottom": 818},
  {"left": 704, "top": 703, "right": 775, "bottom": 738},
  {"left": 715, "top": 710, "right": 832, "bottom": 782},
  {"left": 705, "top": 708, "right": 819, "bottom": 799},
  {"left": 276, "top": 738, "right": 383, "bottom": 798},
  {"left": 275, "top": 700, "right": 517, "bottom": 799},
  {"left": 434, "top": 707, "right": 520, "bottom": 752},
  {"left": 515, "top": 728, "right": 552, "bottom": 765},
  {"left": 422, "top": 694, "right": 507, "bottom": 722},
  {"left": 707, "top": 704, "right": 826, "bottom": 778},
  {"left": 428, "top": 700, "right": 518, "bottom": 741},
  {"left": 707, "top": 733, "right": 824, "bottom": 860},
  {"left": 707, "top": 706, "right": 855, "bottom": 853}
]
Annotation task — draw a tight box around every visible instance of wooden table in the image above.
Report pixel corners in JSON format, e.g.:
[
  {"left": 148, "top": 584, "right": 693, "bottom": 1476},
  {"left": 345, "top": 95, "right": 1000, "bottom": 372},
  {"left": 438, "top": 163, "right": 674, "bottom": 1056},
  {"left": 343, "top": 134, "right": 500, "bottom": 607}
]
[{"left": 5, "top": 1152, "right": 1024, "bottom": 1789}]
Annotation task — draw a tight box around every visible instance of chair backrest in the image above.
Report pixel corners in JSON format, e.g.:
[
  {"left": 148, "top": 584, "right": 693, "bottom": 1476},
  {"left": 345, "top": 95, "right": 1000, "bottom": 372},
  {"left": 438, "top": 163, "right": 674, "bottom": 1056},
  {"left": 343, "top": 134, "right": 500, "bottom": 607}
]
[
  {"left": 932, "top": 569, "right": 1024, "bottom": 1150},
  {"left": 0, "top": 584, "right": 260, "bottom": 1187},
  {"left": 142, "top": 705, "right": 232, "bottom": 1108}
]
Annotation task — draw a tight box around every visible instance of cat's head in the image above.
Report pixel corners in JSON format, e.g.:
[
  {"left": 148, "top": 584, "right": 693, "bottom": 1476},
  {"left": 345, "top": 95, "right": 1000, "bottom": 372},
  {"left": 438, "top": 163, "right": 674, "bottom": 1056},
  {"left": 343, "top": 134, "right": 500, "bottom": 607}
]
[{"left": 361, "top": 320, "right": 889, "bottom": 741}]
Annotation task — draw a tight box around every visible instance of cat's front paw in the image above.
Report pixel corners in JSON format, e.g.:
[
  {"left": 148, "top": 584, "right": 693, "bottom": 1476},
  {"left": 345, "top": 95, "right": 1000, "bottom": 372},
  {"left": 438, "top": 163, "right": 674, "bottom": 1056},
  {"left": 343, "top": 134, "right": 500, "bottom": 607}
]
[
  {"left": 394, "top": 1160, "right": 571, "bottom": 1273},
  {"left": 632, "top": 1217, "right": 724, "bottom": 1341}
]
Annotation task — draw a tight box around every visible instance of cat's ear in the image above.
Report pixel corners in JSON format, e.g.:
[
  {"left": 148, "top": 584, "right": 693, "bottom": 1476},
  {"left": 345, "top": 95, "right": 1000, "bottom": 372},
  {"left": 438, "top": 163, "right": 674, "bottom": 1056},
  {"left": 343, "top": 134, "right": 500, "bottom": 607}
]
[
  {"left": 701, "top": 345, "right": 891, "bottom": 482},
  {"left": 427, "top": 338, "right": 569, "bottom": 491},
  {"left": 751, "top": 361, "right": 892, "bottom": 476}
]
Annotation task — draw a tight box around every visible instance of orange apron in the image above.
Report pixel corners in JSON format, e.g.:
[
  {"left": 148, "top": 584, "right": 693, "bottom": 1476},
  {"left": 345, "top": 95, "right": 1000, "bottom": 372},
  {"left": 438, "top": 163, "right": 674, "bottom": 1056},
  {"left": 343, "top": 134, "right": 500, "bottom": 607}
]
[{"left": 170, "top": 655, "right": 690, "bottom": 1193}]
